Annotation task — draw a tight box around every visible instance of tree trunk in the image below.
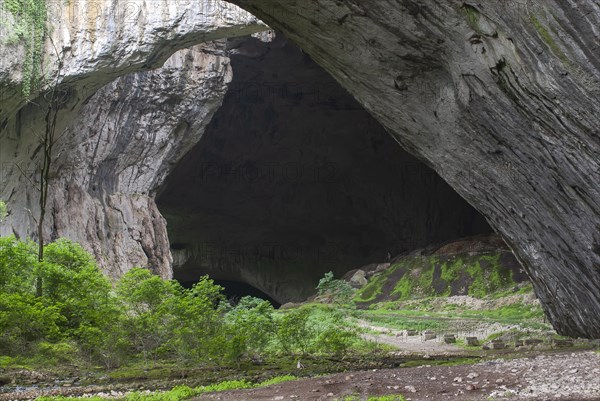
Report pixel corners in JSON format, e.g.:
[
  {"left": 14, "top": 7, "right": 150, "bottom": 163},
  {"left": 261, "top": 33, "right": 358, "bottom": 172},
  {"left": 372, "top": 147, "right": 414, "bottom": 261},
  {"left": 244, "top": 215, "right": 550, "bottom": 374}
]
[
  {"left": 228, "top": 0, "right": 600, "bottom": 338},
  {"left": 36, "top": 84, "right": 60, "bottom": 297}
]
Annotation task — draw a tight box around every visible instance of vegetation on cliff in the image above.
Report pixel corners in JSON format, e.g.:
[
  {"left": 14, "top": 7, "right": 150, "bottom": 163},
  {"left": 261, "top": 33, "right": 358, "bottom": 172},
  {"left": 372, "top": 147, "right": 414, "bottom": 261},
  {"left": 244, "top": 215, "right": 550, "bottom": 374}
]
[{"left": 3, "top": 0, "right": 48, "bottom": 97}]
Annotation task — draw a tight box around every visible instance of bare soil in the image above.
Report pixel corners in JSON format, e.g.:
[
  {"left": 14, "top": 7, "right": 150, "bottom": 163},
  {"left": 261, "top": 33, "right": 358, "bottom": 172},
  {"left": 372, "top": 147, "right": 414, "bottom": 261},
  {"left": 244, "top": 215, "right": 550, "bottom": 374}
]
[{"left": 196, "top": 351, "right": 600, "bottom": 401}]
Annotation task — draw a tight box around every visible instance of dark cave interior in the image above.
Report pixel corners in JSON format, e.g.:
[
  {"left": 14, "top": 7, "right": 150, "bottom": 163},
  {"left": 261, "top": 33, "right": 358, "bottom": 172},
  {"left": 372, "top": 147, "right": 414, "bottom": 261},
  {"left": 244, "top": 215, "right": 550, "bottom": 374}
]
[{"left": 156, "top": 33, "right": 493, "bottom": 304}]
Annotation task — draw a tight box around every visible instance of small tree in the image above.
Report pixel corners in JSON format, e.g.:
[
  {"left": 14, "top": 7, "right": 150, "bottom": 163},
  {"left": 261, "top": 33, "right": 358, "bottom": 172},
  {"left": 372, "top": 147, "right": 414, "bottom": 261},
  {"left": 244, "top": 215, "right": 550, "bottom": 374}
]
[
  {"left": 33, "top": 46, "right": 66, "bottom": 296},
  {"left": 316, "top": 271, "right": 355, "bottom": 304}
]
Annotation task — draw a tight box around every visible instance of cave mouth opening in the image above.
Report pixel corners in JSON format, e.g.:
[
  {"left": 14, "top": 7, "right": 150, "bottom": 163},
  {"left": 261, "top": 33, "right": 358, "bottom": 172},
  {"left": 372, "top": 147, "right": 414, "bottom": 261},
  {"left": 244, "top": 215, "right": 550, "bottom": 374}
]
[
  {"left": 157, "top": 32, "right": 493, "bottom": 305},
  {"left": 179, "top": 278, "right": 281, "bottom": 308}
]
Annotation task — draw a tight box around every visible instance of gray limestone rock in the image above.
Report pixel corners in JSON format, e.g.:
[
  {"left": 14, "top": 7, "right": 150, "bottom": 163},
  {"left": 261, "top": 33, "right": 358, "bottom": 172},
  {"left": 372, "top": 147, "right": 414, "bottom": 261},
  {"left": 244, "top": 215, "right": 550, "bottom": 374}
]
[{"left": 228, "top": 0, "right": 600, "bottom": 338}]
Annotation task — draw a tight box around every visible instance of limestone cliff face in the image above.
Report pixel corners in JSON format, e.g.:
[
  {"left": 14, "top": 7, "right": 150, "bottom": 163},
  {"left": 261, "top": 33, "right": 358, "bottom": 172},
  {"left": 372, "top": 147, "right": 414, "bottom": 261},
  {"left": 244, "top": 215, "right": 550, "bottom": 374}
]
[
  {"left": 229, "top": 0, "right": 600, "bottom": 338},
  {"left": 0, "top": 1, "right": 265, "bottom": 278},
  {"left": 0, "top": 0, "right": 264, "bottom": 123}
]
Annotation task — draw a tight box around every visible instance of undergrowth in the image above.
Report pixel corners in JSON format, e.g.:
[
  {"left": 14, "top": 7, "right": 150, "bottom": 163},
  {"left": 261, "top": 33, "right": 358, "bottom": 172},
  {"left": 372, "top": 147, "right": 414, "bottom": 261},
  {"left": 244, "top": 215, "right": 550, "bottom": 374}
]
[{"left": 36, "top": 376, "right": 298, "bottom": 401}]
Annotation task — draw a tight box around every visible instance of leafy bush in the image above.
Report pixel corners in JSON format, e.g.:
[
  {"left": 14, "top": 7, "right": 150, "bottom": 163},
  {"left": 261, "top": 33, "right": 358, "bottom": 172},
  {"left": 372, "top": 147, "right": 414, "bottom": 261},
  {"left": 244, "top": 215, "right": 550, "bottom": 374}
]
[
  {"left": 0, "top": 236, "right": 37, "bottom": 293},
  {"left": 115, "top": 269, "right": 229, "bottom": 364},
  {"left": 40, "top": 239, "right": 116, "bottom": 332},
  {"left": 316, "top": 271, "right": 355, "bottom": 304},
  {"left": 223, "top": 296, "right": 275, "bottom": 361},
  {"left": 0, "top": 292, "right": 63, "bottom": 353},
  {"left": 276, "top": 305, "right": 358, "bottom": 356},
  {"left": 0, "top": 236, "right": 370, "bottom": 369}
]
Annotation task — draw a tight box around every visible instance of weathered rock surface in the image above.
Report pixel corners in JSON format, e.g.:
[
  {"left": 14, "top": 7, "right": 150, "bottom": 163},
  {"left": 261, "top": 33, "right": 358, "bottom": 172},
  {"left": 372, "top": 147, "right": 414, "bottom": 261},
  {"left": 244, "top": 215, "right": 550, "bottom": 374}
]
[
  {"left": 1, "top": 43, "right": 232, "bottom": 277},
  {"left": 228, "top": 1, "right": 600, "bottom": 337},
  {"left": 0, "top": 0, "right": 265, "bottom": 122},
  {"left": 0, "top": 1, "right": 266, "bottom": 277}
]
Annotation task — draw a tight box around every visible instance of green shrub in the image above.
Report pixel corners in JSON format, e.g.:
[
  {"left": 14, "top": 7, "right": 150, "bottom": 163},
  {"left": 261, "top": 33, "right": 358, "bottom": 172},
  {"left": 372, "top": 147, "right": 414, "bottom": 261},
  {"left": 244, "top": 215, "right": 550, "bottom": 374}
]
[
  {"left": 40, "top": 239, "right": 116, "bottom": 332},
  {"left": 0, "top": 235, "right": 37, "bottom": 293},
  {"left": 276, "top": 305, "right": 358, "bottom": 356},
  {"left": 316, "top": 271, "right": 355, "bottom": 304},
  {"left": 223, "top": 296, "right": 275, "bottom": 361},
  {"left": 0, "top": 292, "right": 63, "bottom": 354},
  {"left": 276, "top": 306, "right": 313, "bottom": 356}
]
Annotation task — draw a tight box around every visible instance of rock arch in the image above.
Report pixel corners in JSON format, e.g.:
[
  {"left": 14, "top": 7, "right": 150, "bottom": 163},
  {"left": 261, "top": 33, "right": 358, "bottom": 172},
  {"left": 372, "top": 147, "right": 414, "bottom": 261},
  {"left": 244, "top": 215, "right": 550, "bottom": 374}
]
[{"left": 227, "top": 0, "right": 600, "bottom": 338}]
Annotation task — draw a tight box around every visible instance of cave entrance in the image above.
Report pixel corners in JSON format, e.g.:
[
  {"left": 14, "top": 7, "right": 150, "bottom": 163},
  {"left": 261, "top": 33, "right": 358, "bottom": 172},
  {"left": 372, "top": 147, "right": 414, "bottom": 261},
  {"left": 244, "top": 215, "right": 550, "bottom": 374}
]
[
  {"left": 214, "top": 280, "right": 281, "bottom": 308},
  {"left": 178, "top": 277, "right": 280, "bottom": 308},
  {"left": 156, "top": 33, "right": 492, "bottom": 304}
]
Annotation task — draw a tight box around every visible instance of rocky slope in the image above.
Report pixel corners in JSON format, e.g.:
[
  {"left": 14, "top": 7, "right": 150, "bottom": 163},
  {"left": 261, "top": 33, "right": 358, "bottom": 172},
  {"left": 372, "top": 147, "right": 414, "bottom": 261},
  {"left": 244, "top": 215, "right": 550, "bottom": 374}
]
[
  {"left": 0, "top": 1, "right": 266, "bottom": 277},
  {"left": 228, "top": 1, "right": 600, "bottom": 338},
  {"left": 349, "top": 234, "right": 529, "bottom": 307}
]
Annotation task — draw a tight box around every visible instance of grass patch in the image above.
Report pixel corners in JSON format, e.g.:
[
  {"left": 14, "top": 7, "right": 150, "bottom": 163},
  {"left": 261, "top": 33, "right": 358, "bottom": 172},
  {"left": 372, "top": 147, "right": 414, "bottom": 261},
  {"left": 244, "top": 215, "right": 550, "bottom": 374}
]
[
  {"left": 356, "top": 310, "right": 449, "bottom": 332},
  {"left": 355, "top": 252, "right": 519, "bottom": 308},
  {"left": 354, "top": 265, "right": 400, "bottom": 303},
  {"left": 35, "top": 376, "right": 299, "bottom": 401},
  {"left": 255, "top": 375, "right": 297, "bottom": 387}
]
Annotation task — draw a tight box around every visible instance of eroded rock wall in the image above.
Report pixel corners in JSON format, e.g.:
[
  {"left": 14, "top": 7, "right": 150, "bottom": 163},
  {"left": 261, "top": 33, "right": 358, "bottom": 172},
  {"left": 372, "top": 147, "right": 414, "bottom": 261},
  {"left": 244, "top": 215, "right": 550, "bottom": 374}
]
[
  {"left": 0, "top": 1, "right": 266, "bottom": 277},
  {"left": 0, "top": 0, "right": 265, "bottom": 123},
  {"left": 229, "top": 0, "right": 600, "bottom": 337},
  {"left": 1, "top": 43, "right": 234, "bottom": 277}
]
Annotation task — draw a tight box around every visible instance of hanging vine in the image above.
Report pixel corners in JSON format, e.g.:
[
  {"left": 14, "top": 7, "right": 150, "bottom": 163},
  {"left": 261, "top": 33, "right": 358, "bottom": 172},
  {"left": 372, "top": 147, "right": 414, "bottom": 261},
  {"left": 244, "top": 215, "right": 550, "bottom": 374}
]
[{"left": 4, "top": 0, "right": 47, "bottom": 97}]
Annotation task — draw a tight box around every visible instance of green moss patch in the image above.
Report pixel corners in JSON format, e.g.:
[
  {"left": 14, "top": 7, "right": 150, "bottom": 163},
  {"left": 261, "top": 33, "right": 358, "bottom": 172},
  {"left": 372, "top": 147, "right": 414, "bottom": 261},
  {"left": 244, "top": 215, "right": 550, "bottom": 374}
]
[{"left": 354, "top": 252, "right": 519, "bottom": 307}]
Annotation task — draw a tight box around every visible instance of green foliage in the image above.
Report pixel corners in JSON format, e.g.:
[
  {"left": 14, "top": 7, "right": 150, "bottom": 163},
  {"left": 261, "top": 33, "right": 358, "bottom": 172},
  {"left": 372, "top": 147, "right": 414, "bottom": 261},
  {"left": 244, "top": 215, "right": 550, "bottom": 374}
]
[
  {"left": 0, "top": 292, "right": 63, "bottom": 353},
  {"left": 0, "top": 235, "right": 37, "bottom": 293},
  {"left": 465, "top": 255, "right": 512, "bottom": 298},
  {"left": 0, "top": 201, "right": 7, "bottom": 222},
  {"left": 276, "top": 306, "right": 313, "bottom": 355},
  {"left": 40, "top": 239, "right": 116, "bottom": 332},
  {"left": 316, "top": 271, "right": 355, "bottom": 304},
  {"left": 0, "top": 236, "right": 372, "bottom": 371},
  {"left": 36, "top": 376, "right": 299, "bottom": 401},
  {"left": 354, "top": 272, "right": 387, "bottom": 303},
  {"left": 357, "top": 253, "right": 517, "bottom": 306},
  {"left": 276, "top": 305, "right": 358, "bottom": 356},
  {"left": 4, "top": 0, "right": 48, "bottom": 97},
  {"left": 255, "top": 375, "right": 297, "bottom": 387},
  {"left": 116, "top": 269, "right": 226, "bottom": 365},
  {"left": 34, "top": 340, "right": 79, "bottom": 365},
  {"left": 223, "top": 296, "right": 275, "bottom": 361},
  {"left": 354, "top": 263, "right": 403, "bottom": 303}
]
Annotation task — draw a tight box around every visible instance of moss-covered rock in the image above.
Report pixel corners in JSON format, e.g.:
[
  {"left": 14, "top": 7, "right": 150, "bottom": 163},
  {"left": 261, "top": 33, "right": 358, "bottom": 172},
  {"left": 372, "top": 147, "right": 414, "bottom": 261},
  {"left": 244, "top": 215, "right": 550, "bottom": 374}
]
[{"left": 354, "top": 248, "right": 526, "bottom": 307}]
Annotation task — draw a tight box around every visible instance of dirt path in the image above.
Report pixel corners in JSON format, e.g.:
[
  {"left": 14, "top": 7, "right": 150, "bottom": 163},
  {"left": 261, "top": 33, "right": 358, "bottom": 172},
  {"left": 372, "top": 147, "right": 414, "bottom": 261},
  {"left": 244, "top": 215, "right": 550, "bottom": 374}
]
[
  {"left": 196, "top": 351, "right": 600, "bottom": 401},
  {"left": 356, "top": 320, "right": 463, "bottom": 355}
]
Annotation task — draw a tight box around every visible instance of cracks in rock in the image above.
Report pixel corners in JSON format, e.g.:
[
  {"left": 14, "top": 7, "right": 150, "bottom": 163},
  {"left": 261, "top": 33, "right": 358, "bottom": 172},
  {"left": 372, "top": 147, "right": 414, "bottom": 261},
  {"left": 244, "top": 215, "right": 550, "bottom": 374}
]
[{"left": 340, "top": 0, "right": 367, "bottom": 17}]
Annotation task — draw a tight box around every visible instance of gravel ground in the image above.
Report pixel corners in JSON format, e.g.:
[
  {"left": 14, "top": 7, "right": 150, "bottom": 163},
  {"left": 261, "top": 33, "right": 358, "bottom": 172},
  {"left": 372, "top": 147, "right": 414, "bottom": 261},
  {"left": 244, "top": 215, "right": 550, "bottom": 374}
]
[{"left": 196, "top": 351, "right": 600, "bottom": 401}]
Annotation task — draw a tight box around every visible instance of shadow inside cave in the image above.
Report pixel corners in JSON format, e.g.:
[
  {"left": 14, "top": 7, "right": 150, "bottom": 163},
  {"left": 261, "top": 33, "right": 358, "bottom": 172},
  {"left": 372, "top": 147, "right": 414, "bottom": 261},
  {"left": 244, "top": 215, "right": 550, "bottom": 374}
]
[{"left": 156, "top": 33, "right": 492, "bottom": 304}]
